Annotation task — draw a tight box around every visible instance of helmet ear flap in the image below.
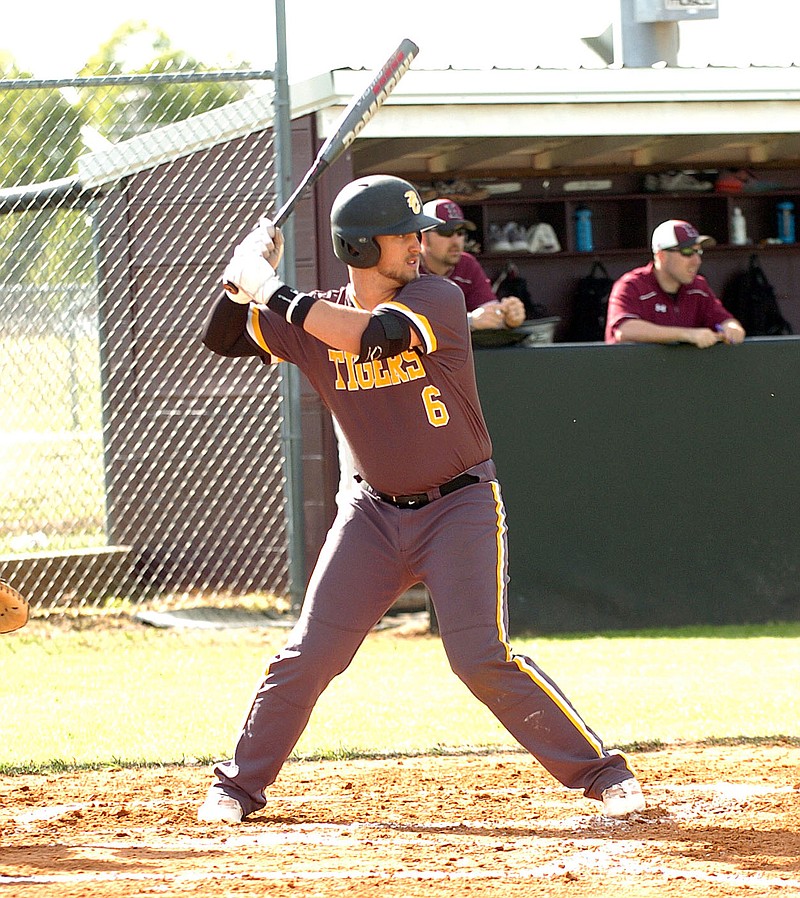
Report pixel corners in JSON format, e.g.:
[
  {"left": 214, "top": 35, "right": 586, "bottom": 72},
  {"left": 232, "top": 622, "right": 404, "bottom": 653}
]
[{"left": 333, "top": 235, "right": 381, "bottom": 269}]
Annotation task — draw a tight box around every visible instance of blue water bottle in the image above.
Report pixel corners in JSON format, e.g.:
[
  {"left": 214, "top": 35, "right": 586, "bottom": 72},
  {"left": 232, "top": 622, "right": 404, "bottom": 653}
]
[
  {"left": 777, "top": 201, "right": 795, "bottom": 244},
  {"left": 574, "top": 206, "right": 593, "bottom": 252}
]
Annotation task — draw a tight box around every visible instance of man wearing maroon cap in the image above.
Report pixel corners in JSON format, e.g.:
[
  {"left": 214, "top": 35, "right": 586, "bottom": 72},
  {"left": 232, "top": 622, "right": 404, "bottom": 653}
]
[
  {"left": 605, "top": 219, "right": 745, "bottom": 347},
  {"left": 420, "top": 198, "right": 526, "bottom": 331}
]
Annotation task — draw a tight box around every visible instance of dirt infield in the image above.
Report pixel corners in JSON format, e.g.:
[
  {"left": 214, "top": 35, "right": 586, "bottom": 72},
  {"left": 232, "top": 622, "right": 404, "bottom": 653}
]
[{"left": 1, "top": 742, "right": 798, "bottom": 897}]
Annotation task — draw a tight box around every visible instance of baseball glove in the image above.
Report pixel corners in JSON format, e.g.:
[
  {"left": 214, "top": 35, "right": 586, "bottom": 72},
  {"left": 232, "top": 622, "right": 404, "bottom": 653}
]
[{"left": 0, "top": 579, "right": 29, "bottom": 633}]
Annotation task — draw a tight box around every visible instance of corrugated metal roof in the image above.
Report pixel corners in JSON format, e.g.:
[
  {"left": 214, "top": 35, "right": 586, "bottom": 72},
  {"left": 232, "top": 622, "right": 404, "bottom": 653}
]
[{"left": 76, "top": 64, "right": 800, "bottom": 189}]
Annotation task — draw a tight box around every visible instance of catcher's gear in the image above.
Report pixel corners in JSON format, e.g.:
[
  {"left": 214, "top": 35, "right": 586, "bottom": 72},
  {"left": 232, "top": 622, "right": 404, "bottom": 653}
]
[
  {"left": 330, "top": 175, "right": 442, "bottom": 269},
  {"left": 0, "top": 579, "right": 29, "bottom": 633}
]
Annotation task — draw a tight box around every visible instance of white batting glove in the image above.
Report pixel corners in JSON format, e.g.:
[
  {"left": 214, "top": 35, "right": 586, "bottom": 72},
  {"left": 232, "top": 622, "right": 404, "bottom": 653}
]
[
  {"left": 222, "top": 220, "right": 319, "bottom": 328},
  {"left": 241, "top": 217, "right": 285, "bottom": 269},
  {"left": 223, "top": 221, "right": 284, "bottom": 304}
]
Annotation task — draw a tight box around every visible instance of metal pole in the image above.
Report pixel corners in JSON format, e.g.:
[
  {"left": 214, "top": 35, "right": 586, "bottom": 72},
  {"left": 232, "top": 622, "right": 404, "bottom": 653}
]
[
  {"left": 618, "top": 0, "right": 679, "bottom": 66},
  {"left": 273, "top": 0, "right": 306, "bottom": 612}
]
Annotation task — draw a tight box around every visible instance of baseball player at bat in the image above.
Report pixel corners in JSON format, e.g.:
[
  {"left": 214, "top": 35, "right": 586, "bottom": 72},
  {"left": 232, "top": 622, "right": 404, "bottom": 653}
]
[{"left": 198, "top": 175, "right": 645, "bottom": 824}]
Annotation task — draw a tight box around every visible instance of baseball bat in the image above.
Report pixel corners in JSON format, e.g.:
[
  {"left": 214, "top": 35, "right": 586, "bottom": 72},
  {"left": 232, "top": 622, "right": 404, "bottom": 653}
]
[
  {"left": 224, "top": 38, "right": 419, "bottom": 294},
  {"left": 274, "top": 38, "right": 419, "bottom": 227}
]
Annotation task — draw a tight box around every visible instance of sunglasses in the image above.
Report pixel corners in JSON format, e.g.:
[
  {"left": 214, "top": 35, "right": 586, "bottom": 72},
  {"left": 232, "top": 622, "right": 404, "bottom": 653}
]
[
  {"left": 666, "top": 246, "right": 703, "bottom": 257},
  {"left": 435, "top": 226, "right": 469, "bottom": 238}
]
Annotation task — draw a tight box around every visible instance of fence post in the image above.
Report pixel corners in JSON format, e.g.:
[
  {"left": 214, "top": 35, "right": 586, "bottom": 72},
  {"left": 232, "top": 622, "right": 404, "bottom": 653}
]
[{"left": 274, "top": 0, "right": 306, "bottom": 613}]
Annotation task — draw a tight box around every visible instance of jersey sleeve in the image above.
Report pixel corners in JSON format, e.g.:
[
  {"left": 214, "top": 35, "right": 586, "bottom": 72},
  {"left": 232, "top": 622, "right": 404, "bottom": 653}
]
[
  {"left": 202, "top": 292, "right": 265, "bottom": 359},
  {"left": 605, "top": 271, "right": 643, "bottom": 342},
  {"left": 375, "top": 276, "right": 471, "bottom": 366},
  {"left": 458, "top": 253, "right": 497, "bottom": 311},
  {"left": 237, "top": 287, "right": 349, "bottom": 366},
  {"left": 695, "top": 278, "right": 738, "bottom": 328}
]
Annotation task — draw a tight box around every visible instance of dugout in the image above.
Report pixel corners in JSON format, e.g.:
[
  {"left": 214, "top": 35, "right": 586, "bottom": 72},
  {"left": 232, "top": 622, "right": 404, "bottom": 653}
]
[{"left": 68, "top": 63, "right": 800, "bottom": 628}]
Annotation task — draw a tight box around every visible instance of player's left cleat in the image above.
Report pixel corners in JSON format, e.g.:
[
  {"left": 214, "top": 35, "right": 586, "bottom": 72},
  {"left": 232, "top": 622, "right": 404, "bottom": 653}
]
[
  {"left": 197, "top": 790, "right": 243, "bottom": 824},
  {"left": 601, "top": 777, "right": 646, "bottom": 817}
]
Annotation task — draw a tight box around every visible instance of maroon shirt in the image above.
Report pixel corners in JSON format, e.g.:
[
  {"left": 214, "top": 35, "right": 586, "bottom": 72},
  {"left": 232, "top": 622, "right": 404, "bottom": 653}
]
[
  {"left": 420, "top": 251, "right": 497, "bottom": 312},
  {"left": 205, "top": 275, "right": 493, "bottom": 495},
  {"left": 605, "top": 262, "right": 733, "bottom": 343}
]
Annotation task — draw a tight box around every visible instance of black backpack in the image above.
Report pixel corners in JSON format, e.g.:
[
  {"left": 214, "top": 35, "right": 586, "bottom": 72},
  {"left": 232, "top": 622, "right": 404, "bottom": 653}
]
[
  {"left": 493, "top": 262, "right": 549, "bottom": 319},
  {"left": 722, "top": 254, "right": 793, "bottom": 337},
  {"left": 566, "top": 261, "right": 614, "bottom": 342}
]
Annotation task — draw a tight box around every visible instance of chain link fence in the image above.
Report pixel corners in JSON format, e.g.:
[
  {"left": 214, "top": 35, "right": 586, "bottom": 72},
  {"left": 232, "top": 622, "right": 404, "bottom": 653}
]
[{"left": 0, "top": 72, "right": 294, "bottom": 619}]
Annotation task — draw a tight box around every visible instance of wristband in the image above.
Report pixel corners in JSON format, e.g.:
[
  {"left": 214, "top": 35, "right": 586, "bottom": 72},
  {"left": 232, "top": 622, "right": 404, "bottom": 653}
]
[{"left": 267, "top": 284, "right": 319, "bottom": 328}]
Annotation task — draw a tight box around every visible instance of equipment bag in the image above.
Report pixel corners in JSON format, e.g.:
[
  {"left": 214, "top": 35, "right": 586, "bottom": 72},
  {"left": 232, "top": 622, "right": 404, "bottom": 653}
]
[
  {"left": 721, "top": 254, "right": 793, "bottom": 336},
  {"left": 566, "top": 260, "right": 614, "bottom": 342},
  {"left": 493, "top": 262, "right": 549, "bottom": 319}
]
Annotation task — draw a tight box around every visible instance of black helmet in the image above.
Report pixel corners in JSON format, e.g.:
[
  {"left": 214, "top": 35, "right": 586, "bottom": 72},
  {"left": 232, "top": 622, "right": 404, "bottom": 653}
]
[{"left": 330, "top": 175, "right": 443, "bottom": 268}]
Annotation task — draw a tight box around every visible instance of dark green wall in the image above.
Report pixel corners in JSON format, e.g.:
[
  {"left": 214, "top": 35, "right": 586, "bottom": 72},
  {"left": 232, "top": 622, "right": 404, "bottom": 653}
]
[{"left": 474, "top": 338, "right": 800, "bottom": 634}]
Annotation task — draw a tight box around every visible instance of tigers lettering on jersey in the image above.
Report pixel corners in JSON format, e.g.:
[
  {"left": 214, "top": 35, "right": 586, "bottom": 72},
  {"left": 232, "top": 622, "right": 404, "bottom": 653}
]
[{"left": 329, "top": 349, "right": 425, "bottom": 391}]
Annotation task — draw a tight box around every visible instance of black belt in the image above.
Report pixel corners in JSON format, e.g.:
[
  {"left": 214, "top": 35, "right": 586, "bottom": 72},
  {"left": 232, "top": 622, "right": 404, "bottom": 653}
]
[{"left": 361, "top": 472, "right": 480, "bottom": 509}]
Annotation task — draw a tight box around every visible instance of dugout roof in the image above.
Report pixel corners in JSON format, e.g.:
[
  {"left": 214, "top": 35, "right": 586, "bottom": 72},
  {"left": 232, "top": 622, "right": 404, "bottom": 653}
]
[
  {"left": 74, "top": 64, "right": 800, "bottom": 192},
  {"left": 312, "top": 65, "right": 800, "bottom": 180}
]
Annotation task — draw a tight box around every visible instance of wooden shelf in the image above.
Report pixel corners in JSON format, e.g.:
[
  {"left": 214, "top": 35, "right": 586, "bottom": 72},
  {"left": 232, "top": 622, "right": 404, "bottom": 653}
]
[{"left": 459, "top": 176, "right": 800, "bottom": 340}]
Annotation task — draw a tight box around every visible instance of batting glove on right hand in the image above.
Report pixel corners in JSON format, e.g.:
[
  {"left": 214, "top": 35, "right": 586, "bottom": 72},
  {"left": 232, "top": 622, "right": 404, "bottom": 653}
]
[{"left": 223, "top": 219, "right": 285, "bottom": 304}]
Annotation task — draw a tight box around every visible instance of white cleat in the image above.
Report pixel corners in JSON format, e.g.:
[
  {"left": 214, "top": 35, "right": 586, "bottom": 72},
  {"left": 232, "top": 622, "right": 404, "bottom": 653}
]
[
  {"left": 601, "top": 777, "right": 646, "bottom": 817},
  {"left": 197, "top": 791, "right": 244, "bottom": 824}
]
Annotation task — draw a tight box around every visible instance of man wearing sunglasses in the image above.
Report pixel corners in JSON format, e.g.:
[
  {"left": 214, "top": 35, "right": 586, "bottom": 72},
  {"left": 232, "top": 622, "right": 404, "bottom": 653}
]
[
  {"left": 605, "top": 219, "right": 745, "bottom": 347},
  {"left": 420, "top": 198, "right": 526, "bottom": 330}
]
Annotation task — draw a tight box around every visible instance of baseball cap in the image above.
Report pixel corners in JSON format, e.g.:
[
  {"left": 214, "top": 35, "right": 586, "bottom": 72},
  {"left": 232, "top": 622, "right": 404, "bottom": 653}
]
[
  {"left": 651, "top": 219, "right": 716, "bottom": 253},
  {"left": 422, "top": 198, "right": 477, "bottom": 233}
]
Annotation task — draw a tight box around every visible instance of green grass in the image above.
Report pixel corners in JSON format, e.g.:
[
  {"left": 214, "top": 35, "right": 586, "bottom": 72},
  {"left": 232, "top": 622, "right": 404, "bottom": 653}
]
[{"left": 1, "top": 620, "right": 798, "bottom": 773}]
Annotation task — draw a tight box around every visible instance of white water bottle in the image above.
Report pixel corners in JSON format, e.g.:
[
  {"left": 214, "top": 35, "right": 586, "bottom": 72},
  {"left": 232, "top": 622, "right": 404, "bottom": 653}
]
[{"left": 731, "top": 207, "right": 748, "bottom": 246}]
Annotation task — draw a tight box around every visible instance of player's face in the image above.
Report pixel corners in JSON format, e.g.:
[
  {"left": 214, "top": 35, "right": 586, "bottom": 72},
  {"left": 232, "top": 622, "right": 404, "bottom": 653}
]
[
  {"left": 374, "top": 233, "right": 422, "bottom": 285},
  {"left": 658, "top": 245, "right": 704, "bottom": 287},
  {"left": 422, "top": 229, "right": 466, "bottom": 269}
]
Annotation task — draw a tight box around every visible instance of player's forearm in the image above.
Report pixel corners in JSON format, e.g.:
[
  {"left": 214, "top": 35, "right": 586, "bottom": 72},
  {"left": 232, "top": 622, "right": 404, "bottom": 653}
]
[
  {"left": 615, "top": 319, "right": 699, "bottom": 345},
  {"left": 301, "top": 301, "right": 373, "bottom": 355},
  {"left": 469, "top": 302, "right": 505, "bottom": 330}
]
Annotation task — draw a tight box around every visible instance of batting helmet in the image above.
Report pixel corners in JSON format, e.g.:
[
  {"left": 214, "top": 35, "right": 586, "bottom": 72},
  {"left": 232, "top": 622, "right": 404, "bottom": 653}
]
[{"left": 330, "top": 175, "right": 443, "bottom": 269}]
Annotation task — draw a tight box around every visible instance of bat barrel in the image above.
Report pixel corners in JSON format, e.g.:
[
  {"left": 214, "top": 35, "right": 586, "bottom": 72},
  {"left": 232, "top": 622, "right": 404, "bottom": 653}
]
[{"left": 224, "top": 37, "right": 419, "bottom": 292}]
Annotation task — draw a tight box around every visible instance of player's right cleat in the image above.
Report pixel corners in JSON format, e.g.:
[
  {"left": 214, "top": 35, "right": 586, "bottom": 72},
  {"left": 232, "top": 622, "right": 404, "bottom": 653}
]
[
  {"left": 601, "top": 777, "right": 646, "bottom": 817},
  {"left": 197, "top": 790, "right": 244, "bottom": 824}
]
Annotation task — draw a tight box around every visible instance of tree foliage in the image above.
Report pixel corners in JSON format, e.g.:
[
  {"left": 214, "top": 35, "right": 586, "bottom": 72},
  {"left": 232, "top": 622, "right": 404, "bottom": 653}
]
[
  {"left": 0, "top": 54, "right": 88, "bottom": 285},
  {"left": 0, "top": 53, "right": 83, "bottom": 188},
  {"left": 77, "top": 21, "right": 251, "bottom": 142},
  {"left": 0, "top": 26, "right": 254, "bottom": 286}
]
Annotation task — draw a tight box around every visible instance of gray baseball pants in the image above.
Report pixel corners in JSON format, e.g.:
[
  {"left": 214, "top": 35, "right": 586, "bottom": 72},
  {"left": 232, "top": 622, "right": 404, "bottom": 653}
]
[{"left": 211, "top": 463, "right": 634, "bottom": 816}]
